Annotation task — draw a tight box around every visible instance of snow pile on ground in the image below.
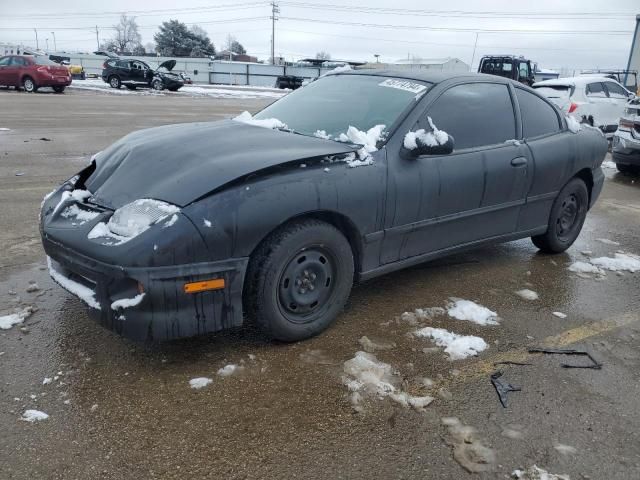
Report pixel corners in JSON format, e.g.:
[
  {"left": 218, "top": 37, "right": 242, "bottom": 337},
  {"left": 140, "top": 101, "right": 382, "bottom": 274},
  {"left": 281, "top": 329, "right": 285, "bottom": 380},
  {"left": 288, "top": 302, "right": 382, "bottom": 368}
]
[
  {"left": 568, "top": 261, "right": 605, "bottom": 275},
  {"left": 0, "top": 306, "right": 35, "bottom": 330},
  {"left": 233, "top": 111, "right": 287, "bottom": 130},
  {"left": 591, "top": 253, "right": 640, "bottom": 272},
  {"left": 111, "top": 293, "right": 145, "bottom": 311},
  {"left": 515, "top": 289, "right": 539, "bottom": 301},
  {"left": 189, "top": 377, "right": 213, "bottom": 389},
  {"left": 358, "top": 336, "right": 396, "bottom": 353},
  {"left": 399, "top": 307, "right": 446, "bottom": 325},
  {"left": 596, "top": 238, "right": 620, "bottom": 246},
  {"left": 403, "top": 117, "right": 449, "bottom": 150},
  {"left": 342, "top": 351, "right": 433, "bottom": 411},
  {"left": 60, "top": 204, "right": 100, "bottom": 224},
  {"left": 0, "top": 127, "right": 10, "bottom": 131},
  {"left": 601, "top": 160, "right": 617, "bottom": 169},
  {"left": 48, "top": 257, "right": 101, "bottom": 309},
  {"left": 566, "top": 115, "right": 581, "bottom": 133},
  {"left": 552, "top": 311, "right": 567, "bottom": 319},
  {"left": 21, "top": 410, "right": 49, "bottom": 422},
  {"left": 569, "top": 253, "right": 640, "bottom": 275},
  {"left": 217, "top": 364, "right": 243, "bottom": 377},
  {"left": 414, "top": 327, "right": 488, "bottom": 360},
  {"left": 512, "top": 465, "right": 570, "bottom": 479},
  {"left": 442, "top": 417, "right": 496, "bottom": 473},
  {"left": 447, "top": 300, "right": 498, "bottom": 326}
]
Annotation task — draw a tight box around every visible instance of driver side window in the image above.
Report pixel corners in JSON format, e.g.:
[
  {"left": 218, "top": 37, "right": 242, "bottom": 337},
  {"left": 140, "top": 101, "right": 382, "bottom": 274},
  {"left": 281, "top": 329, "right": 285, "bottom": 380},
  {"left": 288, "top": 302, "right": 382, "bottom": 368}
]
[{"left": 424, "top": 82, "right": 517, "bottom": 151}]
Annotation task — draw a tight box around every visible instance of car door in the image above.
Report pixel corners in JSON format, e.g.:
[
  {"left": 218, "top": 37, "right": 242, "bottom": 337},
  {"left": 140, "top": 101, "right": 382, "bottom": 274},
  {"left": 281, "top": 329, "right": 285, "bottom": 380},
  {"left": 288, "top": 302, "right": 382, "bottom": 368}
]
[
  {"left": 130, "top": 61, "right": 148, "bottom": 84},
  {"left": 584, "top": 82, "right": 612, "bottom": 128},
  {"left": 0, "top": 56, "right": 11, "bottom": 85},
  {"left": 512, "top": 87, "right": 571, "bottom": 231},
  {"left": 603, "top": 81, "right": 631, "bottom": 131},
  {"left": 383, "top": 81, "right": 530, "bottom": 263},
  {"left": 118, "top": 60, "right": 133, "bottom": 82}
]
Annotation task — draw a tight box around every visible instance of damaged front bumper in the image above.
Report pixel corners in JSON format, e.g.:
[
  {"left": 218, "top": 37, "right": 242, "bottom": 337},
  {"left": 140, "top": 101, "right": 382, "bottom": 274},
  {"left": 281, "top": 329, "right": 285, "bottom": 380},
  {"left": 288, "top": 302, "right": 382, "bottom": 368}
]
[
  {"left": 43, "top": 237, "right": 248, "bottom": 342},
  {"left": 612, "top": 129, "right": 640, "bottom": 166}
]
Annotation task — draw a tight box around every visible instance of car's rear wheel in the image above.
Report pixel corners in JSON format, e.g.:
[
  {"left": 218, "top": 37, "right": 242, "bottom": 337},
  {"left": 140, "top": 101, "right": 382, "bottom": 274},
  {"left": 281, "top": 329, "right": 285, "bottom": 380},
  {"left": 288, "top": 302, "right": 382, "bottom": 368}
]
[
  {"left": 52, "top": 86, "right": 65, "bottom": 93},
  {"left": 531, "top": 178, "right": 589, "bottom": 253},
  {"left": 244, "top": 219, "right": 354, "bottom": 341},
  {"left": 109, "top": 76, "right": 121, "bottom": 89},
  {"left": 152, "top": 79, "right": 164, "bottom": 90},
  {"left": 22, "top": 76, "right": 37, "bottom": 93}
]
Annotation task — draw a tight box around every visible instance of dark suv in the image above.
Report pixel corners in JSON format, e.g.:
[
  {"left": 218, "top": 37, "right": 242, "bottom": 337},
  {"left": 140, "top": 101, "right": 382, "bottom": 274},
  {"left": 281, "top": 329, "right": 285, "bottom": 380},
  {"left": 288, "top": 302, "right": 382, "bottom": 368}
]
[
  {"left": 478, "top": 55, "right": 535, "bottom": 86},
  {"left": 101, "top": 59, "right": 184, "bottom": 91}
]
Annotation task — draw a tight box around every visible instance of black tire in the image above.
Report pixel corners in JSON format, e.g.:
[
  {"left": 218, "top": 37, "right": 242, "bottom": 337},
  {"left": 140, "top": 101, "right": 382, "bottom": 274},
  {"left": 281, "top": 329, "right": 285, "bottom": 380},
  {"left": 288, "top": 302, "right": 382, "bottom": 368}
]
[
  {"left": 22, "top": 76, "right": 37, "bottom": 93},
  {"left": 616, "top": 163, "right": 639, "bottom": 175},
  {"left": 52, "top": 86, "right": 65, "bottom": 93},
  {"left": 531, "top": 178, "right": 589, "bottom": 253},
  {"left": 151, "top": 79, "right": 164, "bottom": 91},
  {"left": 244, "top": 219, "right": 354, "bottom": 342},
  {"left": 125, "top": 85, "right": 137, "bottom": 90},
  {"left": 108, "top": 76, "right": 121, "bottom": 89}
]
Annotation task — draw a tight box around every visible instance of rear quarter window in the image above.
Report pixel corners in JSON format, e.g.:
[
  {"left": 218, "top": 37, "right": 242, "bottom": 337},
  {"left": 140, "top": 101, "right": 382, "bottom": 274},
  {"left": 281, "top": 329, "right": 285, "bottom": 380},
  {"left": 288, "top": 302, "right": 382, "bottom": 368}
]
[{"left": 515, "top": 88, "right": 562, "bottom": 138}]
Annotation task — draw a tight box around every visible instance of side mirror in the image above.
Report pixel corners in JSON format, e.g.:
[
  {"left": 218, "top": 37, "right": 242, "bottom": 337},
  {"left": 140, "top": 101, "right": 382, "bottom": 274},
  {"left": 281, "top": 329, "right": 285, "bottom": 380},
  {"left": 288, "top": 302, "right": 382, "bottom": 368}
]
[{"left": 404, "top": 133, "right": 455, "bottom": 158}]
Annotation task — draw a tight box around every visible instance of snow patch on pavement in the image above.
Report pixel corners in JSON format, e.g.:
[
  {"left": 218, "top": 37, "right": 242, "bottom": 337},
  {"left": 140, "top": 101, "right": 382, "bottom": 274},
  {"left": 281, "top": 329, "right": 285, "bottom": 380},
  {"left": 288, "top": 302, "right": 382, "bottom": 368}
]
[
  {"left": 447, "top": 300, "right": 498, "bottom": 326},
  {"left": 515, "top": 289, "right": 539, "bottom": 301},
  {"left": 217, "top": 364, "right": 243, "bottom": 377},
  {"left": 442, "top": 417, "right": 496, "bottom": 473},
  {"left": 596, "top": 238, "right": 620, "bottom": 246},
  {"left": 0, "top": 127, "right": 11, "bottom": 131},
  {"left": 552, "top": 311, "right": 567, "bottom": 319},
  {"left": 414, "top": 327, "right": 488, "bottom": 360},
  {"left": 568, "top": 261, "right": 605, "bottom": 275},
  {"left": 590, "top": 253, "right": 640, "bottom": 272},
  {"left": 21, "top": 410, "right": 49, "bottom": 422},
  {"left": 189, "top": 377, "right": 213, "bottom": 389},
  {"left": 512, "top": 465, "right": 570, "bottom": 479},
  {"left": 0, "top": 306, "right": 35, "bottom": 330}
]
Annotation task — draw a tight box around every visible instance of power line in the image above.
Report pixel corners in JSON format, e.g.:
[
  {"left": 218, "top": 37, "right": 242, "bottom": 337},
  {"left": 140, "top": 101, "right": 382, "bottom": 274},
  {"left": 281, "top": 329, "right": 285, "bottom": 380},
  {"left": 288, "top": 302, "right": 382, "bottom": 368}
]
[
  {"left": 0, "top": 17, "right": 269, "bottom": 31},
  {"left": 278, "top": 16, "right": 634, "bottom": 35}
]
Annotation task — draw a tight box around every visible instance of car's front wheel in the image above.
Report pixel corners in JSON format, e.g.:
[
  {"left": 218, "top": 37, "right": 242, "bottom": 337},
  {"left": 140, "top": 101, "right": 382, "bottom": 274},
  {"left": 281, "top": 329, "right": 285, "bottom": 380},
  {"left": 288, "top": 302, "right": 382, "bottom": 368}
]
[
  {"left": 152, "top": 79, "right": 164, "bottom": 90},
  {"left": 245, "top": 219, "right": 354, "bottom": 341},
  {"left": 22, "top": 76, "right": 37, "bottom": 93},
  {"left": 108, "top": 76, "right": 121, "bottom": 89},
  {"left": 531, "top": 177, "right": 589, "bottom": 253}
]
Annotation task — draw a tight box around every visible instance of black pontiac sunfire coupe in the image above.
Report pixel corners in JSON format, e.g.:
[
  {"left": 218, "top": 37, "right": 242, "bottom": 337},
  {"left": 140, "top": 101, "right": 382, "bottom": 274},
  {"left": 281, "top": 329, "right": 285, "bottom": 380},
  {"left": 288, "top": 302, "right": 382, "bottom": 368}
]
[{"left": 40, "top": 70, "right": 607, "bottom": 342}]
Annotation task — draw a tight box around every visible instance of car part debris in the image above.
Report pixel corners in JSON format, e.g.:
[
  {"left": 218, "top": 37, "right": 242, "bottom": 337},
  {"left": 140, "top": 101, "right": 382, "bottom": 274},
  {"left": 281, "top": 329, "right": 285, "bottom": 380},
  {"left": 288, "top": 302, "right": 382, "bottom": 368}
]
[
  {"left": 493, "top": 361, "right": 533, "bottom": 366},
  {"left": 490, "top": 371, "right": 521, "bottom": 407},
  {"left": 528, "top": 347, "right": 602, "bottom": 369}
]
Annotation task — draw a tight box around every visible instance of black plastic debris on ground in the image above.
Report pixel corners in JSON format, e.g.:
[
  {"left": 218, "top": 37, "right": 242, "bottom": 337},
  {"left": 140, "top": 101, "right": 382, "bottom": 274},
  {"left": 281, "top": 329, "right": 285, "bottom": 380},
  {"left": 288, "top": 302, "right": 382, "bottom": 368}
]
[
  {"left": 528, "top": 347, "right": 603, "bottom": 369},
  {"left": 39, "top": 137, "right": 52, "bottom": 141},
  {"left": 490, "top": 371, "right": 521, "bottom": 408}
]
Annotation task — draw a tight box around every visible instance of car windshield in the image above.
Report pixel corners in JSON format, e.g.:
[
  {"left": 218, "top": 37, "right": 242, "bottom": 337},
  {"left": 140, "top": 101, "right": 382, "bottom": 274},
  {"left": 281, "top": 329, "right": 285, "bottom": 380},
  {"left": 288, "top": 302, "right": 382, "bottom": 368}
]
[
  {"left": 253, "top": 74, "right": 430, "bottom": 138},
  {"left": 33, "top": 56, "right": 57, "bottom": 66}
]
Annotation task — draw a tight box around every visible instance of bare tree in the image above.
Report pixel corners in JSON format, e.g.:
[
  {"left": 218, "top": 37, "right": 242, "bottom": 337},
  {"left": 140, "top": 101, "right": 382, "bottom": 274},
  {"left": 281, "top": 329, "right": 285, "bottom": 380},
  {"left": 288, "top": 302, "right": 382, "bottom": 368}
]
[
  {"left": 316, "top": 51, "right": 331, "bottom": 60},
  {"left": 107, "top": 14, "right": 142, "bottom": 53}
]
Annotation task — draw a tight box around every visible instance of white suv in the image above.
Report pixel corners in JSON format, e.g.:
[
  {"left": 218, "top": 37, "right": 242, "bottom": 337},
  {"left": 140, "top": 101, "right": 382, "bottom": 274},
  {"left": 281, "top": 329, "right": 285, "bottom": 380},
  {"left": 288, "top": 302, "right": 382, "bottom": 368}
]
[{"left": 533, "top": 76, "right": 633, "bottom": 138}]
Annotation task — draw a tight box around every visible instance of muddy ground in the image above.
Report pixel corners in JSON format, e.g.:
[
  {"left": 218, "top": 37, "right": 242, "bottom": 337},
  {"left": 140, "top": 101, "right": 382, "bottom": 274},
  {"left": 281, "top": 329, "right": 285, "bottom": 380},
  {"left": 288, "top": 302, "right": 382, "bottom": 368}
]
[{"left": 1, "top": 88, "right": 639, "bottom": 480}]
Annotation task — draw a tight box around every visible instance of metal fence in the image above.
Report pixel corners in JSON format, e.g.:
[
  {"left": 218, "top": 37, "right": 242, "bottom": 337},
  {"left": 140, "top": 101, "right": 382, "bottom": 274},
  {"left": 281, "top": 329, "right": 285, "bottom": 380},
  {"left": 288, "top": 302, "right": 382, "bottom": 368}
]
[{"left": 210, "top": 62, "right": 333, "bottom": 87}]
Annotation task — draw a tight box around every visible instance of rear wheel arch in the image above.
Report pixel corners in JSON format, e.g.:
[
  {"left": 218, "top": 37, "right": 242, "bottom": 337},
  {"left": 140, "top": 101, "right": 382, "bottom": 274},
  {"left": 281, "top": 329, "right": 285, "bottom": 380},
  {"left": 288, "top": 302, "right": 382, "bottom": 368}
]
[{"left": 573, "top": 168, "right": 593, "bottom": 204}]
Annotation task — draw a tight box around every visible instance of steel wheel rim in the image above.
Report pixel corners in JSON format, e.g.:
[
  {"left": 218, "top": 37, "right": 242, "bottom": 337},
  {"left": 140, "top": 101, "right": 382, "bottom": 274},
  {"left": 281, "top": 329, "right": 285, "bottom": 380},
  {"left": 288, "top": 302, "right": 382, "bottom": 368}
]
[
  {"left": 110, "top": 77, "right": 118, "bottom": 88},
  {"left": 277, "top": 246, "right": 336, "bottom": 323},
  {"left": 556, "top": 193, "right": 581, "bottom": 240}
]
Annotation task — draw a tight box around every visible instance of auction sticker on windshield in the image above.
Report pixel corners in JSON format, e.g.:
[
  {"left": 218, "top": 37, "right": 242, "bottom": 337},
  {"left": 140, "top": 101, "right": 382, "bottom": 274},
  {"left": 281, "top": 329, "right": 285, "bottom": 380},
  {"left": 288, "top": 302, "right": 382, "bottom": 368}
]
[{"left": 378, "top": 79, "right": 427, "bottom": 94}]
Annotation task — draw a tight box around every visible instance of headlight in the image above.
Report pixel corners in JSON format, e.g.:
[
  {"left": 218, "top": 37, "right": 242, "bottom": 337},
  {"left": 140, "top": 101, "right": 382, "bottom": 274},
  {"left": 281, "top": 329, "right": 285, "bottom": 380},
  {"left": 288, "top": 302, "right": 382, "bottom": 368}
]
[{"left": 89, "top": 199, "right": 180, "bottom": 244}]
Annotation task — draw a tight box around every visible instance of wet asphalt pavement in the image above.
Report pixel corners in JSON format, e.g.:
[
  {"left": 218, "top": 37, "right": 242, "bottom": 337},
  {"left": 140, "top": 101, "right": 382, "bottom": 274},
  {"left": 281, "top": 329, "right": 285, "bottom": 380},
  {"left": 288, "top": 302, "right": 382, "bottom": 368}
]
[{"left": 1, "top": 88, "right": 640, "bottom": 480}]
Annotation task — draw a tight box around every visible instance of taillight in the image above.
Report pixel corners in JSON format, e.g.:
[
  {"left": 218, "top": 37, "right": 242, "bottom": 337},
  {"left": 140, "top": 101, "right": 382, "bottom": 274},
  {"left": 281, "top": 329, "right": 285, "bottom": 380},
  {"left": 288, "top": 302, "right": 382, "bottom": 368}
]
[
  {"left": 568, "top": 102, "right": 578, "bottom": 113},
  {"left": 102, "top": 62, "right": 107, "bottom": 68},
  {"left": 619, "top": 118, "right": 634, "bottom": 131}
]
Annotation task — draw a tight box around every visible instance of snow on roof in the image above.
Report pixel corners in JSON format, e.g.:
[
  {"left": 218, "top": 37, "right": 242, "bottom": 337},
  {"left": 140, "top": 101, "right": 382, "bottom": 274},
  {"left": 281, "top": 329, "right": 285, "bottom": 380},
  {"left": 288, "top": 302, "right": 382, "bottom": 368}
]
[{"left": 534, "top": 75, "right": 621, "bottom": 87}]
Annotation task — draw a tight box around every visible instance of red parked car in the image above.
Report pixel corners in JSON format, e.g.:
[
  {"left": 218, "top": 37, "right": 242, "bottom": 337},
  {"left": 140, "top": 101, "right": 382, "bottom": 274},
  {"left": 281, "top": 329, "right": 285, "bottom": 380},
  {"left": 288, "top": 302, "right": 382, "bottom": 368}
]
[{"left": 0, "top": 55, "right": 72, "bottom": 93}]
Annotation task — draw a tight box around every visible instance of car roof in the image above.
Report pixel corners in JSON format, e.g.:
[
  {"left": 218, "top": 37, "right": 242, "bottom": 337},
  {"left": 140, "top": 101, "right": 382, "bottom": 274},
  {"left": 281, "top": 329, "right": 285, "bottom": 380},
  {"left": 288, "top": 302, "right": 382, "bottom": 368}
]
[
  {"left": 533, "top": 76, "right": 621, "bottom": 88},
  {"left": 335, "top": 69, "right": 513, "bottom": 85}
]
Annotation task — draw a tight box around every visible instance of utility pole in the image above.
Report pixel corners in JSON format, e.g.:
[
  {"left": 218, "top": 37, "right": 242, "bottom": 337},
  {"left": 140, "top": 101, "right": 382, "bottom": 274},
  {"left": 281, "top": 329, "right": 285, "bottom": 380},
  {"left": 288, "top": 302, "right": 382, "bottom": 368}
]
[
  {"left": 51, "top": 32, "right": 57, "bottom": 52},
  {"left": 95, "top": 26, "right": 100, "bottom": 50},
  {"left": 470, "top": 32, "right": 479, "bottom": 71},
  {"left": 270, "top": 1, "right": 279, "bottom": 65},
  {"left": 34, "top": 29, "right": 39, "bottom": 50}
]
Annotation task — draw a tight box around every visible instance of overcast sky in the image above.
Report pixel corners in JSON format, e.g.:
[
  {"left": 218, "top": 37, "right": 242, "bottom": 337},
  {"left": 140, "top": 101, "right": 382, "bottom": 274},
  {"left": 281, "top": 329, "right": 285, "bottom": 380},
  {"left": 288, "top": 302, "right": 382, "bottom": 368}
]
[{"left": 0, "top": 0, "right": 638, "bottom": 72}]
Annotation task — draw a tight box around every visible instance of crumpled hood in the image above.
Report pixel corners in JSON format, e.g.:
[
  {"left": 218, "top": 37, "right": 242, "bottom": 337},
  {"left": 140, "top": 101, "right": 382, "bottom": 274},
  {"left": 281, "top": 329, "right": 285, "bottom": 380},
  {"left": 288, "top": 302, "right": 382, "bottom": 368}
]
[
  {"left": 157, "top": 59, "right": 176, "bottom": 71},
  {"left": 85, "top": 120, "right": 359, "bottom": 209}
]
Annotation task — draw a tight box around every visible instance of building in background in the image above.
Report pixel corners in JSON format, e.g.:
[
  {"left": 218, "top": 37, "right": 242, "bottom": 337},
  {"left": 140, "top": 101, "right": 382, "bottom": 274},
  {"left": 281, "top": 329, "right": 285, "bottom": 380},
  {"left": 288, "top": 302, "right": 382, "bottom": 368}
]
[
  {"left": 0, "top": 43, "right": 38, "bottom": 56},
  {"left": 362, "top": 57, "right": 469, "bottom": 72},
  {"left": 213, "top": 50, "right": 258, "bottom": 63}
]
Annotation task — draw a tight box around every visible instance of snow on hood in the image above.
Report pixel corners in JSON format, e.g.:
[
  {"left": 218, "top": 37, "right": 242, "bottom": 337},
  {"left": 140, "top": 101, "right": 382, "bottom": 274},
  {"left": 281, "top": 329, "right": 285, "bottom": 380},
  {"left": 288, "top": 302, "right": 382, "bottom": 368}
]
[
  {"left": 84, "top": 120, "right": 359, "bottom": 208},
  {"left": 233, "top": 111, "right": 287, "bottom": 130},
  {"left": 337, "top": 124, "right": 386, "bottom": 167},
  {"left": 404, "top": 117, "right": 449, "bottom": 150}
]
